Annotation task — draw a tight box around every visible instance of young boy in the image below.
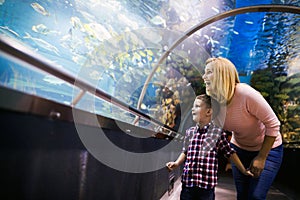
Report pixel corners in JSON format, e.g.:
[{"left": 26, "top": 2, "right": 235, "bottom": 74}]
[{"left": 166, "top": 94, "right": 252, "bottom": 200}]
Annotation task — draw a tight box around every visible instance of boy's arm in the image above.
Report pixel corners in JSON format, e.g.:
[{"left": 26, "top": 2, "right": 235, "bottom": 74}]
[
  {"left": 166, "top": 153, "right": 186, "bottom": 171},
  {"left": 229, "top": 153, "right": 253, "bottom": 176}
]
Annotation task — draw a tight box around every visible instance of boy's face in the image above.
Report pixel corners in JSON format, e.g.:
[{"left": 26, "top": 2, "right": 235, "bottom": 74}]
[{"left": 191, "top": 99, "right": 211, "bottom": 124}]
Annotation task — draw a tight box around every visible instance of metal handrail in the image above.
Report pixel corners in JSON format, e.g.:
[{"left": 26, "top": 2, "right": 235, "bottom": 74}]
[{"left": 0, "top": 35, "right": 179, "bottom": 135}]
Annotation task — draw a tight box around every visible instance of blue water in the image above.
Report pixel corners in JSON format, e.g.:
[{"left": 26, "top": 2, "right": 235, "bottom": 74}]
[{"left": 0, "top": 0, "right": 299, "bottom": 125}]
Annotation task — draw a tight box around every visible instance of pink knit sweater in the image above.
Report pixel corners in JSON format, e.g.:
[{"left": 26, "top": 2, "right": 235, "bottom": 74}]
[{"left": 222, "top": 83, "right": 282, "bottom": 151}]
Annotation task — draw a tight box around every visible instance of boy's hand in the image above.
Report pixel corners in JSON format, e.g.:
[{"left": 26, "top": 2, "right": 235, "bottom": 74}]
[
  {"left": 166, "top": 162, "right": 177, "bottom": 171},
  {"left": 244, "top": 169, "right": 254, "bottom": 177}
]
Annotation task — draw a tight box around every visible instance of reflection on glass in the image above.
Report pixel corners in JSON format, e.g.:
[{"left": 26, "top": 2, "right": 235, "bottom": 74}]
[{"left": 0, "top": 53, "right": 80, "bottom": 105}]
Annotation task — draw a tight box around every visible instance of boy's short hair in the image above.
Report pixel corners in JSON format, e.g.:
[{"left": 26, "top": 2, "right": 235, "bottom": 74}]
[
  {"left": 196, "top": 94, "right": 212, "bottom": 108},
  {"left": 195, "top": 94, "right": 220, "bottom": 119}
]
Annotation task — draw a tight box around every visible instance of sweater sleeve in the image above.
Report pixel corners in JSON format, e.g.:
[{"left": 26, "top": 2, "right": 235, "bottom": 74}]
[
  {"left": 245, "top": 85, "right": 280, "bottom": 137},
  {"left": 218, "top": 132, "right": 236, "bottom": 159}
]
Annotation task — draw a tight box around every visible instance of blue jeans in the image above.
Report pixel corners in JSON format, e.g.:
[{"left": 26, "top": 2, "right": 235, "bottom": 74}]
[
  {"left": 180, "top": 185, "right": 215, "bottom": 200},
  {"left": 230, "top": 143, "right": 283, "bottom": 200}
]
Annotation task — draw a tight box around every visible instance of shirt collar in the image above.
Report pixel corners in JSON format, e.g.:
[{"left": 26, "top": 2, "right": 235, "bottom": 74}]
[{"left": 196, "top": 122, "right": 211, "bottom": 133}]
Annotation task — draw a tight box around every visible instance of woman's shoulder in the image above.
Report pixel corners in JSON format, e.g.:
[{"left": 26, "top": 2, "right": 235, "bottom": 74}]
[
  {"left": 235, "top": 83, "right": 258, "bottom": 95},
  {"left": 234, "top": 83, "right": 265, "bottom": 105},
  {"left": 236, "top": 82, "right": 252, "bottom": 90}
]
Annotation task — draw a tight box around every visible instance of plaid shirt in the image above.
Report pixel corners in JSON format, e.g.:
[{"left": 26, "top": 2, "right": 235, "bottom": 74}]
[{"left": 181, "top": 123, "right": 235, "bottom": 189}]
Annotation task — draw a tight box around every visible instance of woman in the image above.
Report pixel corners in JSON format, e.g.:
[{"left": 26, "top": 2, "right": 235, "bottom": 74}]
[{"left": 202, "top": 57, "right": 283, "bottom": 200}]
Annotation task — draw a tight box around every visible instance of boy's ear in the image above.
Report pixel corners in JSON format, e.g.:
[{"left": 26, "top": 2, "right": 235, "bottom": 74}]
[{"left": 206, "top": 108, "right": 213, "bottom": 116}]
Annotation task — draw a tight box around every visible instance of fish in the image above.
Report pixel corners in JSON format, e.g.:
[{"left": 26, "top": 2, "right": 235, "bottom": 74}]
[
  {"left": 43, "top": 74, "right": 65, "bottom": 85},
  {"left": 203, "top": 34, "right": 210, "bottom": 40},
  {"left": 83, "top": 22, "right": 112, "bottom": 41},
  {"left": 0, "top": 25, "right": 20, "bottom": 37},
  {"left": 245, "top": 20, "right": 254, "bottom": 25},
  {"left": 211, "top": 6, "right": 220, "bottom": 13},
  {"left": 211, "top": 26, "right": 222, "bottom": 31},
  {"left": 220, "top": 46, "right": 229, "bottom": 51},
  {"left": 24, "top": 32, "right": 59, "bottom": 56},
  {"left": 89, "top": 70, "right": 103, "bottom": 80},
  {"left": 70, "top": 17, "right": 85, "bottom": 31},
  {"left": 104, "top": 70, "right": 117, "bottom": 82},
  {"left": 117, "top": 13, "right": 139, "bottom": 30},
  {"left": 78, "top": 10, "right": 96, "bottom": 23},
  {"left": 32, "top": 24, "right": 48, "bottom": 34},
  {"left": 31, "top": 2, "right": 50, "bottom": 16},
  {"left": 32, "top": 24, "right": 60, "bottom": 35},
  {"left": 72, "top": 54, "right": 87, "bottom": 66},
  {"left": 122, "top": 73, "right": 132, "bottom": 83},
  {"left": 150, "top": 15, "right": 166, "bottom": 28}
]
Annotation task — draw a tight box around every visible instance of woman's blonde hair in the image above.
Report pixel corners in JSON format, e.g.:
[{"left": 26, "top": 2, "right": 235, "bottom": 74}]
[{"left": 205, "top": 57, "right": 240, "bottom": 104}]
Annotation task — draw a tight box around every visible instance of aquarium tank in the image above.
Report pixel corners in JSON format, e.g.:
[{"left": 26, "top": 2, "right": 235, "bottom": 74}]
[{"left": 0, "top": 0, "right": 299, "bottom": 145}]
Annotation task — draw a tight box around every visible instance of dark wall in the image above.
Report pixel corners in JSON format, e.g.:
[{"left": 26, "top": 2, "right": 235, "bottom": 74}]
[
  {"left": 275, "top": 147, "right": 300, "bottom": 199},
  {"left": 0, "top": 109, "right": 181, "bottom": 200}
]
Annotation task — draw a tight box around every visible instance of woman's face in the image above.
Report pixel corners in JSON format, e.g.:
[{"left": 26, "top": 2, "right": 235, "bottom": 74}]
[{"left": 202, "top": 63, "right": 214, "bottom": 96}]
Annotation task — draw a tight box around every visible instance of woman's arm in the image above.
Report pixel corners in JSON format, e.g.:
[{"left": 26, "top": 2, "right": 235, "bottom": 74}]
[
  {"left": 245, "top": 85, "right": 280, "bottom": 177},
  {"left": 250, "top": 135, "right": 276, "bottom": 177},
  {"left": 245, "top": 85, "right": 280, "bottom": 137}
]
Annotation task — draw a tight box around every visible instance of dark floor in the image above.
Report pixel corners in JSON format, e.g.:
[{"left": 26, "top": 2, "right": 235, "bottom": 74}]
[{"left": 160, "top": 171, "right": 295, "bottom": 200}]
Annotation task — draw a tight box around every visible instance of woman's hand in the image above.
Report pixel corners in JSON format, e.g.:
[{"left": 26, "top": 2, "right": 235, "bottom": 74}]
[{"left": 250, "top": 156, "right": 266, "bottom": 178}]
